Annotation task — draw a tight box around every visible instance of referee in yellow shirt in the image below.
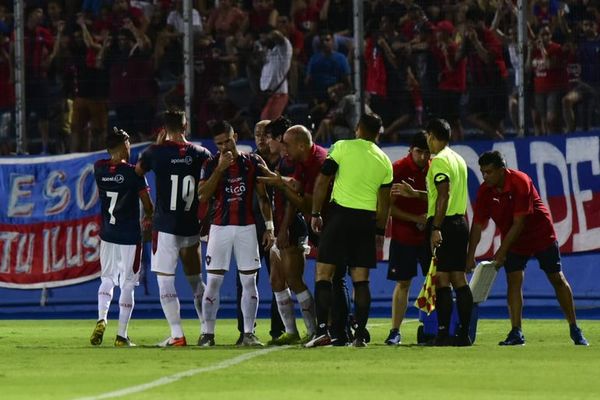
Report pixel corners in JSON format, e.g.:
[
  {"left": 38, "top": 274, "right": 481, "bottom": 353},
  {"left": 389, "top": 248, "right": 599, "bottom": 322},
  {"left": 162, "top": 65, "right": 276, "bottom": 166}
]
[
  {"left": 305, "top": 113, "right": 393, "bottom": 348},
  {"left": 394, "top": 118, "right": 474, "bottom": 346}
]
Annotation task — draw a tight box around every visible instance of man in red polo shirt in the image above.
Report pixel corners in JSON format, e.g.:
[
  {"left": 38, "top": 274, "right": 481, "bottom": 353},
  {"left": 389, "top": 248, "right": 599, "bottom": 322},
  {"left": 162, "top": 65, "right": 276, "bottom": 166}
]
[
  {"left": 384, "top": 131, "right": 430, "bottom": 345},
  {"left": 467, "top": 151, "right": 588, "bottom": 346}
]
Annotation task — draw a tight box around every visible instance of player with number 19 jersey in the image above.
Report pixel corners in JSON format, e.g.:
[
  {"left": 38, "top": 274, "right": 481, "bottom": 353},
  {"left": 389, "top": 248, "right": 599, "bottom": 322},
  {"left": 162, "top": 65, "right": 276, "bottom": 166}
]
[
  {"left": 94, "top": 160, "right": 149, "bottom": 245},
  {"left": 138, "top": 141, "right": 212, "bottom": 236}
]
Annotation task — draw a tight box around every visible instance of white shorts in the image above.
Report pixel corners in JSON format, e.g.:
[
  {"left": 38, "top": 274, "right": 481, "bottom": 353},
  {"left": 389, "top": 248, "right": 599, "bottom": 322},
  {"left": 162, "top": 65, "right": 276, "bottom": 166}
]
[
  {"left": 100, "top": 240, "right": 141, "bottom": 287},
  {"left": 151, "top": 231, "right": 201, "bottom": 274},
  {"left": 205, "top": 224, "right": 261, "bottom": 272}
]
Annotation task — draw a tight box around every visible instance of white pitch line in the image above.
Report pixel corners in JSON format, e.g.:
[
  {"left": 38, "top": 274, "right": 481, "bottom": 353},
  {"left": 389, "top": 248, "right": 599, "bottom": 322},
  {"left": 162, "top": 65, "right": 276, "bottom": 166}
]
[{"left": 73, "top": 346, "right": 285, "bottom": 400}]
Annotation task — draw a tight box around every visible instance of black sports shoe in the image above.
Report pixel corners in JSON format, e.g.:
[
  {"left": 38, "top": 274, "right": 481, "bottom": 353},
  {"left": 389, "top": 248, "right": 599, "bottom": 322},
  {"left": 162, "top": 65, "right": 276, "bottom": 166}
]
[
  {"left": 498, "top": 328, "right": 525, "bottom": 346},
  {"left": 198, "top": 333, "right": 215, "bottom": 347}
]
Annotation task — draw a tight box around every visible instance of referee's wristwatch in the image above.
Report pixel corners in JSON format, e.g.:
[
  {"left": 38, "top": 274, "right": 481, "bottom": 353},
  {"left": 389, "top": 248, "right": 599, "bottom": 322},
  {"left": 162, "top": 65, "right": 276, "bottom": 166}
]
[
  {"left": 432, "top": 225, "right": 442, "bottom": 232},
  {"left": 311, "top": 212, "right": 321, "bottom": 218}
]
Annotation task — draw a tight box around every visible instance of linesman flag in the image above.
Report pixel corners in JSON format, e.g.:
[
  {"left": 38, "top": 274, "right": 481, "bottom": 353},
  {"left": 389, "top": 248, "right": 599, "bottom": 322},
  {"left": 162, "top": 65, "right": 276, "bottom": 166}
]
[{"left": 415, "top": 254, "right": 438, "bottom": 315}]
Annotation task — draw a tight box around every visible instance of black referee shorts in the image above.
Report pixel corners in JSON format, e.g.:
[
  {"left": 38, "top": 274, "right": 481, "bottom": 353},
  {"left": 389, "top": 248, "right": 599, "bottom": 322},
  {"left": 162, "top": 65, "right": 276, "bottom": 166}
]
[
  {"left": 425, "top": 215, "right": 469, "bottom": 272},
  {"left": 317, "top": 203, "right": 377, "bottom": 269}
]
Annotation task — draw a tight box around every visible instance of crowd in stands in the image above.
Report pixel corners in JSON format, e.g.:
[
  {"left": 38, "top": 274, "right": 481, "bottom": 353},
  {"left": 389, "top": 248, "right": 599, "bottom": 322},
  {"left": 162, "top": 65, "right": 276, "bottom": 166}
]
[{"left": 1, "top": 0, "right": 600, "bottom": 155}]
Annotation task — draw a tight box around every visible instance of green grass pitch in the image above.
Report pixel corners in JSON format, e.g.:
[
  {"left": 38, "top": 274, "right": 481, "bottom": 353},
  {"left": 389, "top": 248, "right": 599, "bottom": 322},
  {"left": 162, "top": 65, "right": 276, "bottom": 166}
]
[{"left": 1, "top": 319, "right": 598, "bottom": 400}]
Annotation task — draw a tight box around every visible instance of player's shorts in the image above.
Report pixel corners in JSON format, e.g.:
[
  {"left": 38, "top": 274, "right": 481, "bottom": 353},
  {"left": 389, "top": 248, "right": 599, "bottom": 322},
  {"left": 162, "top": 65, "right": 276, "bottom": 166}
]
[
  {"left": 205, "top": 224, "right": 261, "bottom": 272},
  {"left": 287, "top": 212, "right": 309, "bottom": 250},
  {"left": 100, "top": 240, "right": 142, "bottom": 286},
  {"left": 151, "top": 231, "right": 201, "bottom": 274},
  {"left": 504, "top": 241, "right": 562, "bottom": 274},
  {"left": 425, "top": 215, "right": 469, "bottom": 272},
  {"left": 317, "top": 203, "right": 377, "bottom": 269},
  {"left": 387, "top": 240, "right": 430, "bottom": 281}
]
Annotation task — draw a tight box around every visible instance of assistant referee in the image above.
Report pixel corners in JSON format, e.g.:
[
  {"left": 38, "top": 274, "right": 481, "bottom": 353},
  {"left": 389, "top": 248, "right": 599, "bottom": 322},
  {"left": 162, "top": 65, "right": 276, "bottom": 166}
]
[
  {"left": 393, "top": 118, "right": 473, "bottom": 346},
  {"left": 305, "top": 113, "right": 393, "bottom": 348}
]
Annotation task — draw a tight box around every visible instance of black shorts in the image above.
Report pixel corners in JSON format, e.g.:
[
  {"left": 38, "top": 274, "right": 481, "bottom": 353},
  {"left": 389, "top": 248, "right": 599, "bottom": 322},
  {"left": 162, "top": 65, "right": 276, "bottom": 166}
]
[
  {"left": 288, "top": 212, "right": 309, "bottom": 249},
  {"left": 425, "top": 215, "right": 469, "bottom": 272},
  {"left": 387, "top": 240, "right": 430, "bottom": 281},
  {"left": 504, "top": 241, "right": 562, "bottom": 274},
  {"left": 317, "top": 203, "right": 377, "bottom": 268},
  {"left": 25, "top": 80, "right": 50, "bottom": 120}
]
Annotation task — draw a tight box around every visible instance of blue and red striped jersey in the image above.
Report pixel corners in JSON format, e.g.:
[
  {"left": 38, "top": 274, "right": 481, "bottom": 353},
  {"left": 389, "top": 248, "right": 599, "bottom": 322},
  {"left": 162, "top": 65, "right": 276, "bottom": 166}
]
[
  {"left": 138, "top": 140, "right": 212, "bottom": 236},
  {"left": 201, "top": 152, "right": 265, "bottom": 226},
  {"left": 94, "top": 160, "right": 148, "bottom": 245}
]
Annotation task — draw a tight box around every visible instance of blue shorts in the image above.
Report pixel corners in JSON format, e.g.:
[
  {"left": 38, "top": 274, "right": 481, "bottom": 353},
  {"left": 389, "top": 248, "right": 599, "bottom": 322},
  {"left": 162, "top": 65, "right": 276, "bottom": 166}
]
[
  {"left": 504, "top": 241, "right": 562, "bottom": 274},
  {"left": 387, "top": 240, "right": 430, "bottom": 281}
]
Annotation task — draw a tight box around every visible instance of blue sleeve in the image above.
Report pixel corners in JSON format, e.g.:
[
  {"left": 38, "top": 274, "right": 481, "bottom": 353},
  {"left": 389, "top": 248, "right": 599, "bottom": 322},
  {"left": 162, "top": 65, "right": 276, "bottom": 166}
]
[{"left": 338, "top": 53, "right": 351, "bottom": 75}]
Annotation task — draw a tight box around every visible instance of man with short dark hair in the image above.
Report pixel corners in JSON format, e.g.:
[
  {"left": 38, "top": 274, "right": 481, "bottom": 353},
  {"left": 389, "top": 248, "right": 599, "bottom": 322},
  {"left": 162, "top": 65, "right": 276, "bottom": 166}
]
[
  {"left": 198, "top": 120, "right": 275, "bottom": 347},
  {"left": 92, "top": 128, "right": 153, "bottom": 347},
  {"left": 393, "top": 118, "right": 474, "bottom": 346},
  {"left": 136, "top": 110, "right": 212, "bottom": 347},
  {"left": 467, "top": 150, "right": 589, "bottom": 346},
  {"left": 306, "top": 113, "right": 393, "bottom": 347},
  {"left": 384, "top": 131, "right": 430, "bottom": 345}
]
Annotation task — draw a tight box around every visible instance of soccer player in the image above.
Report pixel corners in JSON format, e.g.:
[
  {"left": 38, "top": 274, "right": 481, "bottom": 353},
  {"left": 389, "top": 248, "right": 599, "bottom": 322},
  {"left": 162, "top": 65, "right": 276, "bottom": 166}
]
[
  {"left": 393, "top": 118, "right": 474, "bottom": 346},
  {"left": 135, "top": 110, "right": 212, "bottom": 347},
  {"left": 198, "top": 120, "right": 275, "bottom": 347},
  {"left": 306, "top": 113, "right": 393, "bottom": 348},
  {"left": 384, "top": 131, "right": 430, "bottom": 345},
  {"left": 263, "top": 117, "right": 314, "bottom": 345},
  {"left": 92, "top": 128, "right": 153, "bottom": 347},
  {"left": 467, "top": 150, "right": 589, "bottom": 346}
]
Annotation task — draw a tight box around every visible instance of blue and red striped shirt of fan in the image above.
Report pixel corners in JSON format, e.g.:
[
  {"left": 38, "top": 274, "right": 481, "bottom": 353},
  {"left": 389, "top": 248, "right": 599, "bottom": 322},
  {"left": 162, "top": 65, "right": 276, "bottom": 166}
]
[
  {"left": 94, "top": 160, "right": 149, "bottom": 245},
  {"left": 200, "top": 152, "right": 265, "bottom": 226},
  {"left": 138, "top": 140, "right": 212, "bottom": 236}
]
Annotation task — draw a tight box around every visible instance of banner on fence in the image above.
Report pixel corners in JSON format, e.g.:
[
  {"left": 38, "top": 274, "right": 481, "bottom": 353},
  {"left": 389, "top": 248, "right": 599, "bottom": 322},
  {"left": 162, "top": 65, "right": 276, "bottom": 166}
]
[{"left": 1, "top": 135, "right": 598, "bottom": 288}]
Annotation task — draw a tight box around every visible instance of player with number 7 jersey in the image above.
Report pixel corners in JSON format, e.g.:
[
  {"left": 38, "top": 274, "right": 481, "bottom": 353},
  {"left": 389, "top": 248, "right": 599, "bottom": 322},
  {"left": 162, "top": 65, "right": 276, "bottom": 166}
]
[{"left": 136, "top": 110, "right": 212, "bottom": 347}]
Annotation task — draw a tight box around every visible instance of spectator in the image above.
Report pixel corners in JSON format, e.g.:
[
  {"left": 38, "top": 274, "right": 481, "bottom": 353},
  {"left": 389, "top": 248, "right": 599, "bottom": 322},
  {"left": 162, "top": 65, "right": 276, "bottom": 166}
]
[
  {"left": 0, "top": 3, "right": 12, "bottom": 36},
  {"left": 248, "top": 0, "right": 278, "bottom": 35},
  {"left": 430, "top": 20, "right": 466, "bottom": 141},
  {"left": 305, "top": 29, "right": 351, "bottom": 102},
  {"left": 0, "top": 31, "right": 13, "bottom": 155},
  {"left": 529, "top": 24, "right": 569, "bottom": 135},
  {"left": 459, "top": 6, "right": 508, "bottom": 140},
  {"left": 110, "top": 0, "right": 149, "bottom": 33},
  {"left": 166, "top": 0, "right": 203, "bottom": 34},
  {"left": 195, "top": 83, "right": 250, "bottom": 139},
  {"left": 67, "top": 14, "right": 109, "bottom": 152},
  {"left": 45, "top": 0, "right": 65, "bottom": 33},
  {"left": 23, "top": 6, "right": 54, "bottom": 153},
  {"left": 563, "top": 15, "right": 600, "bottom": 132},
  {"left": 276, "top": 14, "right": 305, "bottom": 98},
  {"left": 259, "top": 28, "right": 292, "bottom": 120},
  {"left": 206, "top": 0, "right": 247, "bottom": 43}
]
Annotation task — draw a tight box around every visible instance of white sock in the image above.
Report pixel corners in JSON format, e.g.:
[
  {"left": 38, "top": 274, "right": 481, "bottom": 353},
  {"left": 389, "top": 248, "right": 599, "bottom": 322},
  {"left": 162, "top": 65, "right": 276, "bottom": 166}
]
[
  {"left": 275, "top": 289, "right": 298, "bottom": 334},
  {"left": 98, "top": 278, "right": 114, "bottom": 322},
  {"left": 296, "top": 289, "right": 317, "bottom": 336},
  {"left": 157, "top": 275, "right": 184, "bottom": 338},
  {"left": 185, "top": 274, "right": 205, "bottom": 325},
  {"left": 202, "top": 273, "right": 224, "bottom": 334},
  {"left": 239, "top": 272, "right": 259, "bottom": 334},
  {"left": 117, "top": 282, "right": 135, "bottom": 338}
]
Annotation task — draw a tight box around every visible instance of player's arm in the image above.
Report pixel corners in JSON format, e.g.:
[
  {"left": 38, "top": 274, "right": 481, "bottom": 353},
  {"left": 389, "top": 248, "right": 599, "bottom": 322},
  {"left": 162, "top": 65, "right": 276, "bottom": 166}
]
[
  {"left": 391, "top": 180, "right": 427, "bottom": 201},
  {"left": 139, "top": 189, "right": 154, "bottom": 240},
  {"left": 376, "top": 185, "right": 392, "bottom": 234},
  {"left": 198, "top": 153, "right": 231, "bottom": 202},
  {"left": 390, "top": 204, "right": 426, "bottom": 224},
  {"left": 493, "top": 214, "right": 526, "bottom": 266},
  {"left": 430, "top": 180, "right": 449, "bottom": 252},
  {"left": 466, "top": 221, "right": 484, "bottom": 272},
  {"left": 256, "top": 182, "right": 275, "bottom": 249}
]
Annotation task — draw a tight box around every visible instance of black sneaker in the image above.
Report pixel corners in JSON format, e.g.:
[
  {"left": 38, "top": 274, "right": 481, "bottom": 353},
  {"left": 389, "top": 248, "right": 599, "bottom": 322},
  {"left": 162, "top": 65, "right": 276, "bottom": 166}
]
[
  {"left": 570, "top": 325, "right": 589, "bottom": 346},
  {"left": 384, "top": 329, "right": 401, "bottom": 345},
  {"left": 198, "top": 333, "right": 215, "bottom": 347},
  {"left": 498, "top": 328, "right": 525, "bottom": 346}
]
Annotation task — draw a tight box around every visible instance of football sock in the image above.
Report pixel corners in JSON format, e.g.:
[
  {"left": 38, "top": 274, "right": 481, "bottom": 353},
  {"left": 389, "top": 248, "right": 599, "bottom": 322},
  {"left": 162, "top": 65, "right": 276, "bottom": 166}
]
[
  {"left": 353, "top": 281, "right": 371, "bottom": 339},
  {"left": 185, "top": 274, "right": 205, "bottom": 324},
  {"left": 331, "top": 270, "right": 350, "bottom": 339},
  {"left": 117, "top": 282, "right": 135, "bottom": 338},
  {"left": 455, "top": 284, "right": 474, "bottom": 336},
  {"left": 157, "top": 275, "right": 184, "bottom": 338},
  {"left": 239, "top": 272, "right": 259, "bottom": 333},
  {"left": 97, "top": 278, "right": 114, "bottom": 322},
  {"left": 296, "top": 289, "right": 317, "bottom": 336},
  {"left": 435, "top": 286, "right": 453, "bottom": 337},
  {"left": 202, "top": 273, "right": 224, "bottom": 334},
  {"left": 314, "top": 280, "right": 333, "bottom": 336},
  {"left": 274, "top": 289, "right": 298, "bottom": 334}
]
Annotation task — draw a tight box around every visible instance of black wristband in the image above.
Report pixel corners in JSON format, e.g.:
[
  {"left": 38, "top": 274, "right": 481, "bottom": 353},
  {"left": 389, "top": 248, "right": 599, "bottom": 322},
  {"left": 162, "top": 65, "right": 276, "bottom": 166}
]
[
  {"left": 432, "top": 225, "right": 442, "bottom": 231},
  {"left": 311, "top": 212, "right": 321, "bottom": 218},
  {"left": 376, "top": 227, "right": 385, "bottom": 236}
]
